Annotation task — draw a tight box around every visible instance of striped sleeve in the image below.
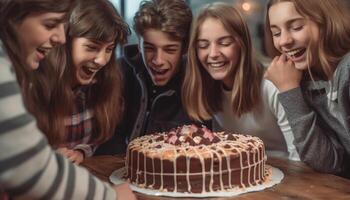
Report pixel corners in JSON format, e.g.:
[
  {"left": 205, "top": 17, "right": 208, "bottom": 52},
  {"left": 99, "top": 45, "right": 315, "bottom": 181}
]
[{"left": 0, "top": 56, "right": 117, "bottom": 199}]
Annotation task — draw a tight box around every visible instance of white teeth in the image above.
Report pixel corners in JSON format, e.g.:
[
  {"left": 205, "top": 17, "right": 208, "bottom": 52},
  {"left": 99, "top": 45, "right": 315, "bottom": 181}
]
[
  {"left": 37, "top": 48, "right": 51, "bottom": 56},
  {"left": 87, "top": 68, "right": 98, "bottom": 73},
  {"left": 209, "top": 62, "right": 225, "bottom": 68},
  {"left": 286, "top": 49, "right": 303, "bottom": 57},
  {"left": 83, "top": 65, "right": 99, "bottom": 73},
  {"left": 152, "top": 68, "right": 168, "bottom": 73},
  {"left": 83, "top": 62, "right": 101, "bottom": 73}
]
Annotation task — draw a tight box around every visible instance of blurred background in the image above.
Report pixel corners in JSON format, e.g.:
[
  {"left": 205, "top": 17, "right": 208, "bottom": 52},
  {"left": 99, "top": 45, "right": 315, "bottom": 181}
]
[
  {"left": 1, "top": 0, "right": 349, "bottom": 62},
  {"left": 0, "top": 0, "right": 270, "bottom": 65},
  {"left": 110, "top": 0, "right": 269, "bottom": 58}
]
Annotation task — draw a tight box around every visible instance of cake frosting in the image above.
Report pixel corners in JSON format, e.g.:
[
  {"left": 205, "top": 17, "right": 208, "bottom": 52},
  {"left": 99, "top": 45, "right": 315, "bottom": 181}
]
[{"left": 125, "top": 125, "right": 267, "bottom": 193}]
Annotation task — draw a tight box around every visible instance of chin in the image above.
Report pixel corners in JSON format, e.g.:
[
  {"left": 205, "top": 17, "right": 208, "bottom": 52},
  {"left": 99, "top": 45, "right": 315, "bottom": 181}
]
[
  {"left": 26, "top": 59, "right": 39, "bottom": 70},
  {"left": 294, "top": 63, "right": 309, "bottom": 71},
  {"left": 153, "top": 80, "right": 168, "bottom": 86},
  {"left": 210, "top": 74, "right": 226, "bottom": 81},
  {"left": 154, "top": 82, "right": 166, "bottom": 86},
  {"left": 81, "top": 81, "right": 93, "bottom": 86},
  {"left": 76, "top": 78, "right": 90, "bottom": 86},
  {"left": 24, "top": 55, "right": 39, "bottom": 70}
]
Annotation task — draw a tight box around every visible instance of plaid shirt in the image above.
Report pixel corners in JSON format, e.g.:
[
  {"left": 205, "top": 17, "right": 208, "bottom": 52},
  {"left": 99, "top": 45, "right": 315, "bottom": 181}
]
[{"left": 63, "top": 87, "right": 96, "bottom": 157}]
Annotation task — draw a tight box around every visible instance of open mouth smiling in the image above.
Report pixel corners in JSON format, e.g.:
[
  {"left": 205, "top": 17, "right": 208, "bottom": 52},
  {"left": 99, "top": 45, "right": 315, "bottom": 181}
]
[
  {"left": 208, "top": 61, "right": 227, "bottom": 68},
  {"left": 285, "top": 48, "right": 306, "bottom": 59},
  {"left": 81, "top": 63, "right": 101, "bottom": 76},
  {"left": 36, "top": 47, "right": 52, "bottom": 57},
  {"left": 150, "top": 67, "right": 169, "bottom": 75}
]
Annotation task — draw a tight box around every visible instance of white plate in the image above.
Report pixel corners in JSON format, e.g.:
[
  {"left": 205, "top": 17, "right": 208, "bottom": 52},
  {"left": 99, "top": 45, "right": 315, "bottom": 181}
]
[{"left": 109, "top": 165, "right": 284, "bottom": 198}]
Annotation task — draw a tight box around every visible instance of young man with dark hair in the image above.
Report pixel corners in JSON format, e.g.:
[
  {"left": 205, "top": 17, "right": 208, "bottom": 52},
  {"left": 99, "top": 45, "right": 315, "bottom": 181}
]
[{"left": 96, "top": 0, "right": 209, "bottom": 154}]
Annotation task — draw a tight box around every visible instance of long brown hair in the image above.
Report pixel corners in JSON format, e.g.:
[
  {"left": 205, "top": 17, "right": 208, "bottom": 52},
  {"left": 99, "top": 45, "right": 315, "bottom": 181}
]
[
  {"left": 0, "top": 0, "right": 73, "bottom": 113},
  {"left": 265, "top": 0, "right": 350, "bottom": 80},
  {"left": 182, "top": 3, "right": 263, "bottom": 121},
  {"left": 39, "top": 0, "right": 130, "bottom": 146}
]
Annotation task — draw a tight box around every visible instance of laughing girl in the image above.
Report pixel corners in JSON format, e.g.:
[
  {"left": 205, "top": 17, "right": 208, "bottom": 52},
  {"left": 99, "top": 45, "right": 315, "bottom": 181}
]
[
  {"left": 264, "top": 0, "right": 350, "bottom": 177},
  {"left": 182, "top": 3, "right": 299, "bottom": 161},
  {"left": 39, "top": 0, "right": 130, "bottom": 164}
]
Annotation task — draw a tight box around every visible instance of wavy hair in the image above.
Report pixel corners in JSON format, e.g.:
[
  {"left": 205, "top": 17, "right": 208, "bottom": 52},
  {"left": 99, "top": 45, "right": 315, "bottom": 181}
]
[
  {"left": 265, "top": 0, "right": 350, "bottom": 80},
  {"left": 133, "top": 0, "right": 192, "bottom": 49},
  {"left": 182, "top": 3, "right": 263, "bottom": 121},
  {"left": 38, "top": 0, "right": 130, "bottom": 146}
]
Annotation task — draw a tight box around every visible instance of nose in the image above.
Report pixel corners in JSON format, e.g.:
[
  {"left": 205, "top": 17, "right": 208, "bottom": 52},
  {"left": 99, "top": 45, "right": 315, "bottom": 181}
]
[
  {"left": 279, "top": 30, "right": 293, "bottom": 47},
  {"left": 151, "top": 49, "right": 165, "bottom": 66},
  {"left": 208, "top": 43, "right": 220, "bottom": 59},
  {"left": 94, "top": 51, "right": 109, "bottom": 67},
  {"left": 51, "top": 23, "right": 66, "bottom": 46}
]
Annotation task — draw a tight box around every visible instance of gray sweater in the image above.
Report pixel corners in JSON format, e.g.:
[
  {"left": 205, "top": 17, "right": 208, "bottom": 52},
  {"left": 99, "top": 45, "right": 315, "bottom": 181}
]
[{"left": 278, "top": 52, "right": 350, "bottom": 177}]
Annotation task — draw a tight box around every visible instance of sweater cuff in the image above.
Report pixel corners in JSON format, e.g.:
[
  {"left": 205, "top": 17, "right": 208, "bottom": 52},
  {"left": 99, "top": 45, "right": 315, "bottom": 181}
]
[{"left": 73, "top": 144, "right": 93, "bottom": 158}]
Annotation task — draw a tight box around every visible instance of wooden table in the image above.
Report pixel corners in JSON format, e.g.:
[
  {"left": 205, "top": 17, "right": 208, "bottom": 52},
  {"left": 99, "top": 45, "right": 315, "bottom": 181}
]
[{"left": 82, "top": 155, "right": 350, "bottom": 200}]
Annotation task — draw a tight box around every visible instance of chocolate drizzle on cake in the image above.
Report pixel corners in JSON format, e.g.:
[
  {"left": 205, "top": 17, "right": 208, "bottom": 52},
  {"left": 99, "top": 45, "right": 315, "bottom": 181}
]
[{"left": 125, "top": 125, "right": 267, "bottom": 193}]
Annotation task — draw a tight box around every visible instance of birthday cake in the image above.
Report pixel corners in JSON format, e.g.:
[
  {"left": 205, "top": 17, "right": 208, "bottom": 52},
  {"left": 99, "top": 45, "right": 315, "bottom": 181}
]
[{"left": 125, "top": 125, "right": 267, "bottom": 193}]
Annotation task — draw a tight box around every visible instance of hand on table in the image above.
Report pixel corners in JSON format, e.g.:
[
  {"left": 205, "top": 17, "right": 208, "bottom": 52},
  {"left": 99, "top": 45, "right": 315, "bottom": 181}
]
[
  {"left": 57, "top": 147, "right": 84, "bottom": 165},
  {"left": 114, "top": 182, "right": 137, "bottom": 200},
  {"left": 264, "top": 54, "right": 303, "bottom": 92}
]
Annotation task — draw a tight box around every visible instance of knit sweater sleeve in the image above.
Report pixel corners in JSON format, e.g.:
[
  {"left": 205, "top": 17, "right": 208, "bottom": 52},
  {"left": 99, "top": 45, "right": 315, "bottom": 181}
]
[
  {"left": 74, "top": 143, "right": 97, "bottom": 158},
  {"left": 0, "top": 57, "right": 117, "bottom": 199},
  {"left": 278, "top": 87, "right": 344, "bottom": 174}
]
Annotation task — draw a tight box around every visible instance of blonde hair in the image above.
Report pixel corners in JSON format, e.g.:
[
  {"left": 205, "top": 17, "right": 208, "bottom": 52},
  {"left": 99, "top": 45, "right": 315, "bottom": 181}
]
[
  {"left": 265, "top": 0, "right": 350, "bottom": 80},
  {"left": 182, "top": 2, "right": 263, "bottom": 121}
]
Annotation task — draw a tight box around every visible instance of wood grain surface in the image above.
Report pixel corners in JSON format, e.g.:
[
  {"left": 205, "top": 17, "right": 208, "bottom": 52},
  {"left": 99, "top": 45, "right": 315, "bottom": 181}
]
[{"left": 82, "top": 155, "right": 350, "bottom": 200}]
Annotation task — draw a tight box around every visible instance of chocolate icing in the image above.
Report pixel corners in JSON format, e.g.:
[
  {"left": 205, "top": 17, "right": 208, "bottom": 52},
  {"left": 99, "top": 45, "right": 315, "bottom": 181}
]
[{"left": 125, "top": 125, "right": 267, "bottom": 193}]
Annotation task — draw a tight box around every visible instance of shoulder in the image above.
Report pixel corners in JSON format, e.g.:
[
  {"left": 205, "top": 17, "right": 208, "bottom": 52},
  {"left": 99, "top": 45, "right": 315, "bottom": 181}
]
[
  {"left": 335, "top": 52, "right": 350, "bottom": 85},
  {"left": 337, "top": 52, "right": 350, "bottom": 73},
  {"left": 340, "top": 52, "right": 350, "bottom": 64},
  {"left": 0, "top": 55, "right": 29, "bottom": 126}
]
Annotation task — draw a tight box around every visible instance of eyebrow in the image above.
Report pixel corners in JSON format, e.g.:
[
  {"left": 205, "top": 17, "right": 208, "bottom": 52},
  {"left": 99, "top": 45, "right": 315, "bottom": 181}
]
[
  {"left": 89, "top": 39, "right": 115, "bottom": 46},
  {"left": 270, "top": 17, "right": 304, "bottom": 29},
  {"left": 143, "top": 41, "right": 180, "bottom": 48},
  {"left": 44, "top": 16, "right": 66, "bottom": 24},
  {"left": 197, "top": 35, "right": 233, "bottom": 41}
]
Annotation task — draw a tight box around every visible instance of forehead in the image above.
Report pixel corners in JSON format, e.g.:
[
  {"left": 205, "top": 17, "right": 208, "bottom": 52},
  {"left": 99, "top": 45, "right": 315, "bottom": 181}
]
[
  {"left": 269, "top": 2, "right": 303, "bottom": 26},
  {"left": 140, "top": 29, "right": 182, "bottom": 47},
  {"left": 74, "top": 37, "right": 115, "bottom": 46},
  {"left": 198, "top": 17, "right": 230, "bottom": 39},
  {"left": 25, "top": 12, "right": 66, "bottom": 22}
]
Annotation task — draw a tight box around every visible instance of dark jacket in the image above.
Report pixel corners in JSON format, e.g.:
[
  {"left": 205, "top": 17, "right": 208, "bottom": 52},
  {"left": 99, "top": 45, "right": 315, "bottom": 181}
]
[{"left": 95, "top": 44, "right": 209, "bottom": 154}]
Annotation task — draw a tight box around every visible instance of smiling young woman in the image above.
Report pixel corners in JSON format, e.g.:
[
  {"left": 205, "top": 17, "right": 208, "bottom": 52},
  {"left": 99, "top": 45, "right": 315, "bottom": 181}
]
[
  {"left": 182, "top": 2, "right": 300, "bottom": 161},
  {"left": 264, "top": 0, "right": 350, "bottom": 178},
  {"left": 32, "top": 0, "right": 131, "bottom": 165},
  {"left": 14, "top": 12, "right": 67, "bottom": 70},
  {"left": 1, "top": 0, "right": 117, "bottom": 199}
]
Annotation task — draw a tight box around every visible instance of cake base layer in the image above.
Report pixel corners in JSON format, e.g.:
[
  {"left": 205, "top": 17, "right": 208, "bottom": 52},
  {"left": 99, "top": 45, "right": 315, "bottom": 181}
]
[{"left": 125, "top": 125, "right": 267, "bottom": 193}]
